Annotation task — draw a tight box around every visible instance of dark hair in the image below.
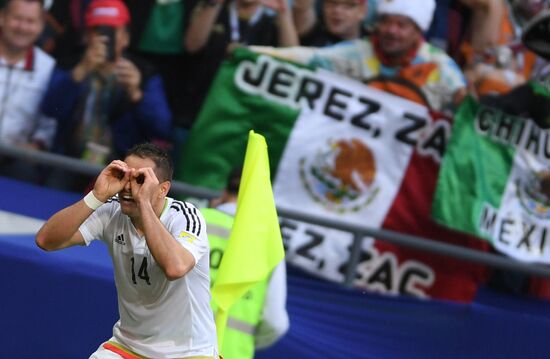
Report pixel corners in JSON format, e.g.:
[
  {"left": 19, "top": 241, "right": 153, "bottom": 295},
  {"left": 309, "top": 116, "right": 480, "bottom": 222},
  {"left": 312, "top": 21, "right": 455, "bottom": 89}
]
[
  {"left": 125, "top": 143, "right": 173, "bottom": 182},
  {"left": 226, "top": 166, "right": 242, "bottom": 195}
]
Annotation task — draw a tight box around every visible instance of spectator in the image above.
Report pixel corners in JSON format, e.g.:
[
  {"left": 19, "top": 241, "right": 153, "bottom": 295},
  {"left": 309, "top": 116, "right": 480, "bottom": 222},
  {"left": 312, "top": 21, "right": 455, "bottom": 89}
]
[
  {"left": 41, "top": 0, "right": 172, "bottom": 166},
  {"left": 203, "top": 167, "right": 289, "bottom": 359},
  {"left": 0, "top": 0, "right": 57, "bottom": 182},
  {"left": 251, "top": 0, "right": 466, "bottom": 112},
  {"left": 181, "top": 0, "right": 299, "bottom": 137},
  {"left": 43, "top": 0, "right": 191, "bottom": 166},
  {"left": 363, "top": 0, "right": 378, "bottom": 26},
  {"left": 510, "top": 0, "right": 548, "bottom": 26},
  {"left": 41, "top": 0, "right": 93, "bottom": 68},
  {"left": 123, "top": 0, "right": 194, "bottom": 169},
  {"left": 457, "top": 0, "right": 542, "bottom": 97},
  {"left": 510, "top": 0, "right": 550, "bottom": 80},
  {"left": 425, "top": 0, "right": 451, "bottom": 50},
  {"left": 474, "top": 4, "right": 550, "bottom": 123},
  {"left": 291, "top": 0, "right": 369, "bottom": 47},
  {"left": 479, "top": 8, "right": 550, "bottom": 299},
  {"left": 0, "top": 0, "right": 56, "bottom": 151}
]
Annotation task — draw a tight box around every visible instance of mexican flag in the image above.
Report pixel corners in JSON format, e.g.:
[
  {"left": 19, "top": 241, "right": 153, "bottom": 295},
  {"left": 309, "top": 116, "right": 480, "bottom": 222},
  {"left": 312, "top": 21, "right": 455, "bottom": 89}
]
[
  {"left": 178, "top": 48, "right": 488, "bottom": 302},
  {"left": 433, "top": 97, "right": 550, "bottom": 263}
]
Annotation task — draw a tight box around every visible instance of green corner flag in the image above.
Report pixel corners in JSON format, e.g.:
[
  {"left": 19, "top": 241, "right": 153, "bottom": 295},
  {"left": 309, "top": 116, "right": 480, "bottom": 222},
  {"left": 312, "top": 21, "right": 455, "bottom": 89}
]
[{"left": 211, "top": 130, "right": 285, "bottom": 350}]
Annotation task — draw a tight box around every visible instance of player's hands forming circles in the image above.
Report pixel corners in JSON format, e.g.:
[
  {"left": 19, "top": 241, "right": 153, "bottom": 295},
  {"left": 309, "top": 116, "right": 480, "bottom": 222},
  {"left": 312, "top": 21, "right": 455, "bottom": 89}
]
[
  {"left": 129, "top": 167, "right": 159, "bottom": 207},
  {"left": 94, "top": 160, "right": 130, "bottom": 202}
]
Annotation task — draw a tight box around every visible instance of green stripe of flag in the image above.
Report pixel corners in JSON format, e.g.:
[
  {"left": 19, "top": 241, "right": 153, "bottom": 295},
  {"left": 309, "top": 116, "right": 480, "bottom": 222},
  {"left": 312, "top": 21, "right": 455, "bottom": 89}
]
[
  {"left": 432, "top": 97, "right": 516, "bottom": 238},
  {"left": 177, "top": 48, "right": 303, "bottom": 189}
]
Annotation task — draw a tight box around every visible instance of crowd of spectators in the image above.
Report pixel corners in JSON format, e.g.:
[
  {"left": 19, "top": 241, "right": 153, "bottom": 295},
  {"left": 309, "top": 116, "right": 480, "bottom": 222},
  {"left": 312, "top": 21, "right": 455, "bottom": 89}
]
[
  {"left": 3, "top": 0, "right": 548, "bottom": 176},
  {"left": 1, "top": 0, "right": 550, "bottom": 298}
]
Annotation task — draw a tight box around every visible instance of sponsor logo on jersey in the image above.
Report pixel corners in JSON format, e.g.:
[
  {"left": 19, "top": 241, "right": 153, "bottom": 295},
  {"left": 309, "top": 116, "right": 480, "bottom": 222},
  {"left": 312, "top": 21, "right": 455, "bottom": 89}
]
[
  {"left": 115, "top": 233, "right": 125, "bottom": 245},
  {"left": 179, "top": 231, "right": 197, "bottom": 244}
]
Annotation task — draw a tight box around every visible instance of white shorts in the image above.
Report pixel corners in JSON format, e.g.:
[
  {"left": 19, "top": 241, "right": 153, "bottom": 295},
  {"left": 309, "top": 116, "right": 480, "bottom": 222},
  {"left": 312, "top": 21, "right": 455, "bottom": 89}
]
[
  {"left": 89, "top": 344, "right": 125, "bottom": 359},
  {"left": 89, "top": 341, "right": 218, "bottom": 359}
]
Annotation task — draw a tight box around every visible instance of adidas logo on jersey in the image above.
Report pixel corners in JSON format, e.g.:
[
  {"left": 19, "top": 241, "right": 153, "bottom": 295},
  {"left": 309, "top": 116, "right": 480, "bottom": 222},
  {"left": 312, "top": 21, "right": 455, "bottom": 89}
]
[{"left": 115, "top": 234, "right": 126, "bottom": 245}]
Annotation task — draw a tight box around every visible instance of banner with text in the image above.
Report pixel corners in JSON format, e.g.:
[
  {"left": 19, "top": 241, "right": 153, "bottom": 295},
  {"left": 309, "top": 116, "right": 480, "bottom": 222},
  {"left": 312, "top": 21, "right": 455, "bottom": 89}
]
[
  {"left": 433, "top": 97, "right": 550, "bottom": 263},
  {"left": 178, "top": 49, "right": 488, "bottom": 302}
]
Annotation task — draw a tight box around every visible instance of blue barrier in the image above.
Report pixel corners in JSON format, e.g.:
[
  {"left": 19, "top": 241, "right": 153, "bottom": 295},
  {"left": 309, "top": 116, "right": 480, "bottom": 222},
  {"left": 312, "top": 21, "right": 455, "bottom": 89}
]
[{"left": 1, "top": 176, "right": 550, "bottom": 358}]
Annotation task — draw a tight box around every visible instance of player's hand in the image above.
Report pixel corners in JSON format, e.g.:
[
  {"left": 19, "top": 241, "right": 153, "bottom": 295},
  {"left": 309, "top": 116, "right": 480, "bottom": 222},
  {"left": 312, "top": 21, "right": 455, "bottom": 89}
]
[
  {"left": 129, "top": 167, "right": 159, "bottom": 208},
  {"left": 93, "top": 160, "right": 130, "bottom": 202}
]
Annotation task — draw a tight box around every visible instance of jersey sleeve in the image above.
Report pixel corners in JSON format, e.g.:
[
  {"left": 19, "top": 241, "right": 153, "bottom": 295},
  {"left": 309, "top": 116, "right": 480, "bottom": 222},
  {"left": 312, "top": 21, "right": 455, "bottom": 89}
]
[
  {"left": 167, "top": 201, "right": 209, "bottom": 265},
  {"left": 79, "top": 200, "right": 116, "bottom": 245}
]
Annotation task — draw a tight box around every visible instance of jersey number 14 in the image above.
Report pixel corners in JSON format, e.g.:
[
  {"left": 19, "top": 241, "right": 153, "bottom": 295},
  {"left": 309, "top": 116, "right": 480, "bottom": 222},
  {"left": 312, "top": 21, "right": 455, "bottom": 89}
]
[{"left": 131, "top": 256, "right": 151, "bottom": 285}]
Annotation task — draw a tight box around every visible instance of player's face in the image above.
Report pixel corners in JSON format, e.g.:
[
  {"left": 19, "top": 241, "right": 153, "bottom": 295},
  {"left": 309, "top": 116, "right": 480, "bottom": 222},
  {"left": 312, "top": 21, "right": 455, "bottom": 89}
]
[{"left": 118, "top": 155, "right": 160, "bottom": 217}]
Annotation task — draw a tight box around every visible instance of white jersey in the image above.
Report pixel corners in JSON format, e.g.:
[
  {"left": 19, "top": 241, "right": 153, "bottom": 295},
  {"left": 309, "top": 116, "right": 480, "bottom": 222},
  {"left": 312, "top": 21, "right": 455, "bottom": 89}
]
[{"left": 79, "top": 196, "right": 218, "bottom": 359}]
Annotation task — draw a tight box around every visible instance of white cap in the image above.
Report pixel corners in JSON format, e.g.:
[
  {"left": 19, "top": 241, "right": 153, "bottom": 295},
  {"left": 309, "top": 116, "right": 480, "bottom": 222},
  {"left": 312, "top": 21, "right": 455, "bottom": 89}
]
[{"left": 376, "top": 0, "right": 436, "bottom": 33}]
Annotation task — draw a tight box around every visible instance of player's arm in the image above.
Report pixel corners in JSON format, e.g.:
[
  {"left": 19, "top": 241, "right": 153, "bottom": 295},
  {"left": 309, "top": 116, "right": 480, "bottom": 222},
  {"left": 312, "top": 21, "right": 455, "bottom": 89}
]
[
  {"left": 35, "top": 200, "right": 93, "bottom": 250},
  {"left": 131, "top": 168, "right": 196, "bottom": 280},
  {"left": 35, "top": 160, "right": 130, "bottom": 251}
]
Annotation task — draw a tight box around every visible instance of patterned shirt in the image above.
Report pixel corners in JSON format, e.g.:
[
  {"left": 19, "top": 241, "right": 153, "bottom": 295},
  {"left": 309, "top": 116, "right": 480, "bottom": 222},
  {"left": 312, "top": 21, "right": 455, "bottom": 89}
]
[{"left": 252, "top": 38, "right": 466, "bottom": 112}]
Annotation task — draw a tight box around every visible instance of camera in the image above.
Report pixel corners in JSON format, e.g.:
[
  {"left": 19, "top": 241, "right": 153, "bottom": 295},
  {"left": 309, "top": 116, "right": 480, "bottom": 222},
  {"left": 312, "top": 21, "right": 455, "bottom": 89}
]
[{"left": 96, "top": 26, "right": 116, "bottom": 62}]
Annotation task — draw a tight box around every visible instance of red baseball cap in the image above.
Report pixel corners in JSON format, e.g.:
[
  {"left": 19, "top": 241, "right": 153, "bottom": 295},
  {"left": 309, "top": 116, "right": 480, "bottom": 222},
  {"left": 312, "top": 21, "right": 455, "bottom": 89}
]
[{"left": 85, "top": 0, "right": 130, "bottom": 27}]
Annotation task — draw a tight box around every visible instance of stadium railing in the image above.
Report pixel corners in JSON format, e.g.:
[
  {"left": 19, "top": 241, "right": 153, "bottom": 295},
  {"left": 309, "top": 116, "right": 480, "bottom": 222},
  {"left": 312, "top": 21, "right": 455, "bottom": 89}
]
[{"left": 2, "top": 142, "right": 550, "bottom": 284}]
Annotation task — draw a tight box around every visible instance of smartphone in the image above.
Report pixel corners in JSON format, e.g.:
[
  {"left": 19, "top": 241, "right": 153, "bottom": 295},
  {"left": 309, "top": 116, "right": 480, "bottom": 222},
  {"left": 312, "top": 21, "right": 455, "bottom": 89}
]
[{"left": 96, "top": 26, "right": 116, "bottom": 62}]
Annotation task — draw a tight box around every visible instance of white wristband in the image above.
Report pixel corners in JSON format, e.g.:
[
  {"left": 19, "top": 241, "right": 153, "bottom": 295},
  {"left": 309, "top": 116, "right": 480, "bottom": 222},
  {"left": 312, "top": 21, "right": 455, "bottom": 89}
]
[{"left": 83, "top": 191, "right": 105, "bottom": 210}]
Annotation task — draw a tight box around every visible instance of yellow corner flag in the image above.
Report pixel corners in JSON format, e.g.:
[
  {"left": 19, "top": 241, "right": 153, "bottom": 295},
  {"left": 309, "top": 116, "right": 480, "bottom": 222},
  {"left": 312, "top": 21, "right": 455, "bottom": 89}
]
[{"left": 211, "top": 130, "right": 285, "bottom": 350}]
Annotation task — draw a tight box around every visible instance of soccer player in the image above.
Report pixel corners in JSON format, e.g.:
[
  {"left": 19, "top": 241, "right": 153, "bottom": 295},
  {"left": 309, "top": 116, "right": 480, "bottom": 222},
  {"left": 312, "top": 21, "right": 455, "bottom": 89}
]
[{"left": 36, "top": 143, "right": 218, "bottom": 359}]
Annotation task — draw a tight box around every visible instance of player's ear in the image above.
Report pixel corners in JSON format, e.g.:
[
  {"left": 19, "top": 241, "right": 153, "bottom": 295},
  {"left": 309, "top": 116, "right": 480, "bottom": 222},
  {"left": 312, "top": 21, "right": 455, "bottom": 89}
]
[{"left": 159, "top": 181, "right": 171, "bottom": 198}]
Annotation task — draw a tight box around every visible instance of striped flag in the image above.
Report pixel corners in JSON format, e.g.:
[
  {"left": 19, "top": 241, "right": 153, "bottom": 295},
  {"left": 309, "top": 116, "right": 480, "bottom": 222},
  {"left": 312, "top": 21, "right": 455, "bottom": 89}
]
[
  {"left": 433, "top": 96, "right": 550, "bottom": 263},
  {"left": 178, "top": 48, "right": 488, "bottom": 302}
]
